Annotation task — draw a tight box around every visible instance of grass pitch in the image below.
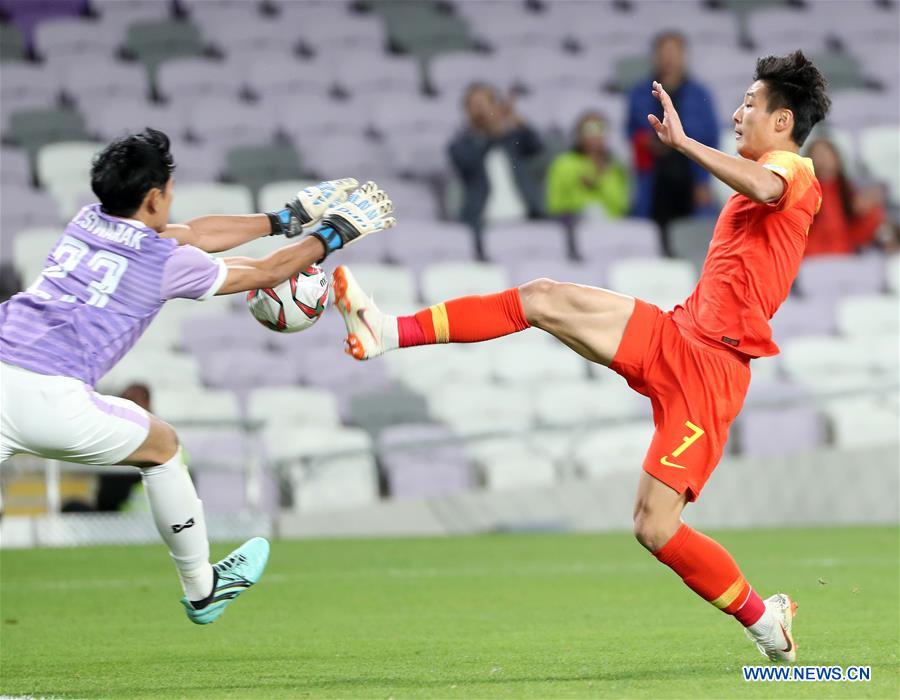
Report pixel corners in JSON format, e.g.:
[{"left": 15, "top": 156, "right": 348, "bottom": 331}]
[{"left": 1, "top": 526, "right": 897, "bottom": 699}]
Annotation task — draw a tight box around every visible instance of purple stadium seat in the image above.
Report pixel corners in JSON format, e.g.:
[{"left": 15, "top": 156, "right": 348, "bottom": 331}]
[
  {"left": 57, "top": 60, "right": 148, "bottom": 106},
  {"left": 483, "top": 220, "right": 569, "bottom": 264},
  {"left": 183, "top": 98, "right": 279, "bottom": 147},
  {"left": 0, "top": 0, "right": 87, "bottom": 48},
  {"left": 746, "top": 7, "right": 830, "bottom": 57},
  {"left": 0, "top": 64, "right": 60, "bottom": 128},
  {"left": 247, "top": 56, "right": 334, "bottom": 102},
  {"left": 378, "top": 423, "right": 473, "bottom": 500},
  {"left": 275, "top": 95, "right": 368, "bottom": 140},
  {"left": 1, "top": 147, "right": 31, "bottom": 186},
  {"left": 498, "top": 48, "right": 604, "bottom": 94},
  {"left": 88, "top": 101, "right": 189, "bottom": 141},
  {"left": 769, "top": 296, "right": 836, "bottom": 342},
  {"left": 384, "top": 220, "right": 476, "bottom": 271},
  {"left": 576, "top": 218, "right": 662, "bottom": 269},
  {"left": 365, "top": 178, "right": 440, "bottom": 221},
  {"left": 180, "top": 312, "right": 271, "bottom": 356},
  {"left": 473, "top": 10, "right": 566, "bottom": 51},
  {"left": 199, "top": 348, "right": 303, "bottom": 393},
  {"left": 737, "top": 405, "right": 824, "bottom": 457},
  {"left": 157, "top": 58, "right": 241, "bottom": 102},
  {"left": 370, "top": 93, "right": 458, "bottom": 138},
  {"left": 429, "top": 51, "right": 517, "bottom": 97},
  {"left": 166, "top": 140, "right": 226, "bottom": 183},
  {"left": 297, "top": 134, "right": 390, "bottom": 182},
  {"left": 299, "top": 345, "right": 390, "bottom": 418},
  {"left": 33, "top": 17, "right": 118, "bottom": 62},
  {"left": 382, "top": 131, "right": 452, "bottom": 178},
  {"left": 507, "top": 259, "right": 604, "bottom": 288},
  {"left": 795, "top": 254, "right": 888, "bottom": 299},
  {"left": 828, "top": 90, "right": 900, "bottom": 129},
  {"left": 332, "top": 52, "right": 421, "bottom": 97},
  {"left": 1, "top": 185, "right": 63, "bottom": 232},
  {"left": 742, "top": 378, "right": 809, "bottom": 409},
  {"left": 285, "top": 11, "right": 385, "bottom": 53}
]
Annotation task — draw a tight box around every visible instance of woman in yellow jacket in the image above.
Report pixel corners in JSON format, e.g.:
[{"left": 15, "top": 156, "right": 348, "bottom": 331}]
[{"left": 546, "top": 112, "right": 630, "bottom": 218}]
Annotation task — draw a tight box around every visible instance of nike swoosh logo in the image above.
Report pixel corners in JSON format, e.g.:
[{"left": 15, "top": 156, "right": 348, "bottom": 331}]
[
  {"left": 779, "top": 622, "right": 793, "bottom": 653},
  {"left": 357, "top": 308, "right": 378, "bottom": 342},
  {"left": 659, "top": 455, "right": 687, "bottom": 469}
]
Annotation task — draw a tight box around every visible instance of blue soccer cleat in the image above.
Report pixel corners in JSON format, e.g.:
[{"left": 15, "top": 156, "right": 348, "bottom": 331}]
[{"left": 181, "top": 537, "right": 270, "bottom": 625}]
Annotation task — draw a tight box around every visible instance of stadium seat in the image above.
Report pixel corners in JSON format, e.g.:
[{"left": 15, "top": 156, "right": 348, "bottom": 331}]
[
  {"left": 835, "top": 294, "right": 899, "bottom": 338},
  {"left": 369, "top": 93, "right": 459, "bottom": 140},
  {"left": 809, "top": 52, "right": 869, "bottom": 91},
  {"left": 295, "top": 133, "right": 390, "bottom": 182},
  {"left": 0, "top": 147, "right": 30, "bottom": 188},
  {"left": 55, "top": 59, "right": 149, "bottom": 107},
  {"left": 199, "top": 349, "right": 305, "bottom": 393},
  {"left": 383, "top": 343, "right": 493, "bottom": 394},
  {"left": 821, "top": 395, "right": 899, "bottom": 449},
  {"left": 668, "top": 216, "right": 714, "bottom": 274},
  {"left": 170, "top": 183, "right": 254, "bottom": 221},
  {"left": 258, "top": 180, "right": 317, "bottom": 214},
  {"left": 153, "top": 386, "right": 241, "bottom": 427},
  {"left": 246, "top": 57, "right": 335, "bottom": 103},
  {"left": 859, "top": 126, "right": 900, "bottom": 204},
  {"left": 263, "top": 426, "right": 379, "bottom": 513},
  {"left": 11, "top": 226, "right": 61, "bottom": 284},
  {"left": 34, "top": 17, "right": 119, "bottom": 63},
  {"left": 736, "top": 405, "right": 825, "bottom": 457},
  {"left": 366, "top": 180, "right": 442, "bottom": 223},
  {"left": 156, "top": 57, "right": 241, "bottom": 102},
  {"left": 87, "top": 100, "right": 188, "bottom": 142},
  {"left": 607, "top": 258, "right": 696, "bottom": 310},
  {"left": 533, "top": 377, "right": 649, "bottom": 428},
  {"left": 795, "top": 254, "right": 887, "bottom": 299},
  {"left": 332, "top": 52, "right": 421, "bottom": 97},
  {"left": 342, "top": 263, "right": 417, "bottom": 314},
  {"left": 505, "top": 260, "right": 603, "bottom": 288},
  {"left": 93, "top": 0, "right": 171, "bottom": 30},
  {"left": 0, "top": 22, "right": 26, "bottom": 61},
  {"left": 742, "top": 377, "right": 809, "bottom": 409},
  {"left": 378, "top": 2, "right": 474, "bottom": 61},
  {"left": 769, "top": 296, "right": 836, "bottom": 342},
  {"left": 424, "top": 381, "right": 535, "bottom": 435},
  {"left": 576, "top": 218, "right": 662, "bottom": 268},
  {"left": 829, "top": 90, "right": 900, "bottom": 129},
  {"left": 179, "top": 427, "right": 253, "bottom": 472},
  {"left": 100, "top": 351, "right": 203, "bottom": 395},
  {"left": 469, "top": 439, "right": 559, "bottom": 491},
  {"left": 0, "top": 64, "right": 61, "bottom": 126},
  {"left": 224, "top": 144, "right": 304, "bottom": 203},
  {"left": 488, "top": 337, "right": 588, "bottom": 383},
  {"left": 283, "top": 9, "right": 386, "bottom": 54},
  {"left": 780, "top": 335, "right": 889, "bottom": 395},
  {"left": 482, "top": 221, "right": 569, "bottom": 264},
  {"left": 382, "top": 130, "right": 453, "bottom": 178},
  {"left": 886, "top": 254, "right": 900, "bottom": 295},
  {"left": 247, "top": 386, "right": 342, "bottom": 431},
  {"left": 421, "top": 261, "right": 510, "bottom": 306},
  {"left": 6, "top": 108, "right": 89, "bottom": 159},
  {"left": 560, "top": 3, "right": 655, "bottom": 53},
  {"left": 428, "top": 51, "right": 516, "bottom": 97},
  {"left": 378, "top": 423, "right": 473, "bottom": 500},
  {"left": 348, "top": 384, "right": 431, "bottom": 436},
  {"left": 179, "top": 311, "right": 270, "bottom": 355},
  {"left": 184, "top": 97, "right": 280, "bottom": 147},
  {"left": 571, "top": 421, "right": 656, "bottom": 479},
  {"left": 167, "top": 140, "right": 227, "bottom": 184},
  {"left": 122, "top": 19, "right": 207, "bottom": 81},
  {"left": 299, "top": 347, "right": 391, "bottom": 406},
  {"left": 745, "top": 6, "right": 831, "bottom": 56},
  {"left": 36, "top": 141, "right": 102, "bottom": 214}
]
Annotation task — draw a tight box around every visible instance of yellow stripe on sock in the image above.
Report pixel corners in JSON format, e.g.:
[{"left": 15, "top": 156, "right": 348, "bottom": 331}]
[
  {"left": 711, "top": 576, "right": 746, "bottom": 610},
  {"left": 430, "top": 303, "right": 450, "bottom": 343}
]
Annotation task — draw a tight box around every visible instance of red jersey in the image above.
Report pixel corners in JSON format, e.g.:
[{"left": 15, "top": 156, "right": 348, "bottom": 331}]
[{"left": 672, "top": 150, "right": 822, "bottom": 358}]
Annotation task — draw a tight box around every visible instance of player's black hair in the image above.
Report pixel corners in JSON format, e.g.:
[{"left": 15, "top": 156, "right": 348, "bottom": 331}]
[
  {"left": 754, "top": 51, "right": 831, "bottom": 147},
  {"left": 91, "top": 128, "right": 175, "bottom": 217}
]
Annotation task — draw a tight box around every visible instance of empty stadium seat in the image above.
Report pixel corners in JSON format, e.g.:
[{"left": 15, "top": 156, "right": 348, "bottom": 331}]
[
  {"left": 0, "top": 147, "right": 30, "bottom": 187},
  {"left": 12, "top": 227, "right": 61, "bottom": 285},
  {"left": 424, "top": 381, "right": 534, "bottom": 435},
  {"left": 836, "top": 294, "right": 899, "bottom": 338},
  {"left": 348, "top": 385, "right": 431, "bottom": 436},
  {"left": 258, "top": 180, "right": 317, "bottom": 214},
  {"left": 482, "top": 220, "right": 569, "bottom": 264},
  {"left": 576, "top": 218, "right": 662, "bottom": 268},
  {"left": 506, "top": 260, "right": 604, "bottom": 288},
  {"left": 99, "top": 351, "right": 203, "bottom": 395},
  {"left": 795, "top": 254, "right": 887, "bottom": 298},
  {"left": 378, "top": 423, "right": 473, "bottom": 499},
  {"left": 736, "top": 405, "right": 825, "bottom": 457},
  {"left": 123, "top": 19, "right": 206, "bottom": 81},
  {"left": 607, "top": 258, "right": 696, "bottom": 310},
  {"left": 156, "top": 57, "right": 241, "bottom": 101},
  {"left": 36, "top": 141, "right": 102, "bottom": 214},
  {"left": 383, "top": 343, "right": 493, "bottom": 394},
  {"left": 668, "top": 216, "right": 714, "bottom": 274},
  {"left": 332, "top": 52, "right": 421, "bottom": 97},
  {"left": 489, "top": 337, "right": 588, "bottom": 383},
  {"left": 0, "top": 64, "right": 61, "bottom": 126},
  {"left": 859, "top": 126, "right": 900, "bottom": 204},
  {"left": 821, "top": 394, "right": 899, "bottom": 449},
  {"left": 6, "top": 107, "right": 89, "bottom": 159},
  {"left": 469, "top": 439, "right": 558, "bottom": 491},
  {"left": 887, "top": 255, "right": 900, "bottom": 295},
  {"left": 184, "top": 98, "right": 280, "bottom": 147},
  {"left": 247, "top": 385, "right": 342, "bottom": 431},
  {"left": 533, "top": 377, "right": 649, "bottom": 428},
  {"left": 571, "top": 421, "right": 655, "bottom": 478},
  {"left": 780, "top": 335, "right": 891, "bottom": 394},
  {"left": 34, "top": 17, "right": 119, "bottom": 63},
  {"left": 769, "top": 296, "right": 836, "bottom": 342},
  {"left": 170, "top": 183, "right": 254, "bottom": 221},
  {"left": 225, "top": 144, "right": 304, "bottom": 202},
  {"left": 341, "top": 263, "right": 417, "bottom": 314},
  {"left": 0, "top": 22, "right": 26, "bottom": 61},
  {"left": 55, "top": 59, "right": 149, "bottom": 107},
  {"left": 420, "top": 261, "right": 510, "bottom": 305}
]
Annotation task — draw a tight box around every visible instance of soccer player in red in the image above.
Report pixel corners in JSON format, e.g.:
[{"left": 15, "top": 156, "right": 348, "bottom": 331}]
[{"left": 333, "top": 51, "right": 830, "bottom": 662}]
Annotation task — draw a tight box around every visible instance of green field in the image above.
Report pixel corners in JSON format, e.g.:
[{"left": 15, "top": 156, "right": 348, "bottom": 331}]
[{"left": 1, "top": 526, "right": 897, "bottom": 699}]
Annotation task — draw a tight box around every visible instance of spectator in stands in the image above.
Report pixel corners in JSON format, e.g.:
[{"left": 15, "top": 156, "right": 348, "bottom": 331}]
[
  {"left": 94, "top": 383, "right": 151, "bottom": 512},
  {"left": 545, "top": 111, "right": 630, "bottom": 219},
  {"left": 626, "top": 31, "right": 718, "bottom": 253},
  {"left": 805, "top": 137, "right": 886, "bottom": 257},
  {"left": 449, "top": 83, "right": 544, "bottom": 258}
]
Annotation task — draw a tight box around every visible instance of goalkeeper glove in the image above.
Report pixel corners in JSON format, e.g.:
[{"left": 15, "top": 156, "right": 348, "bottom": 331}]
[
  {"left": 307, "top": 181, "right": 396, "bottom": 259},
  {"left": 267, "top": 178, "right": 359, "bottom": 238}
]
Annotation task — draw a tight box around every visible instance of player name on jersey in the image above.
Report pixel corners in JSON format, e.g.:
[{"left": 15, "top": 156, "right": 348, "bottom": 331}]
[{"left": 76, "top": 208, "right": 148, "bottom": 250}]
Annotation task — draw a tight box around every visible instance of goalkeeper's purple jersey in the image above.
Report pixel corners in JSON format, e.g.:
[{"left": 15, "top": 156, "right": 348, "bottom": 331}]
[{"left": 0, "top": 204, "right": 227, "bottom": 387}]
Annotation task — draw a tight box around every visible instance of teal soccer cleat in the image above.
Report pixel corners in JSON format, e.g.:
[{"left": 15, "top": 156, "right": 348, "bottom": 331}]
[{"left": 182, "top": 537, "right": 270, "bottom": 625}]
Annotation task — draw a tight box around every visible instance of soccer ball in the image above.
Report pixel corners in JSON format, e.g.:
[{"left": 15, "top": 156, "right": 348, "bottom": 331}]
[{"left": 246, "top": 265, "right": 329, "bottom": 333}]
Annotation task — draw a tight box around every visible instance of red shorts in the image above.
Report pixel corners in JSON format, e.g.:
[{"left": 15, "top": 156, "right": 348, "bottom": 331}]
[{"left": 610, "top": 300, "right": 751, "bottom": 502}]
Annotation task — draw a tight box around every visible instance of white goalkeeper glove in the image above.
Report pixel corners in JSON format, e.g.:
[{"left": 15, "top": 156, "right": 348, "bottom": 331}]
[
  {"left": 267, "top": 178, "right": 359, "bottom": 238},
  {"left": 306, "top": 181, "right": 396, "bottom": 259}
]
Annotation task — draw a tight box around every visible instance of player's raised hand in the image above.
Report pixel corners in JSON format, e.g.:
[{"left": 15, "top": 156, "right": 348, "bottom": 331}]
[
  {"left": 268, "top": 178, "right": 359, "bottom": 238},
  {"left": 308, "top": 181, "right": 396, "bottom": 257},
  {"left": 648, "top": 81, "right": 687, "bottom": 151}
]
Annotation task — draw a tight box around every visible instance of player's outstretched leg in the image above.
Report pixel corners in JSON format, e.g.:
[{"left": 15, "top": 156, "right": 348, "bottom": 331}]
[
  {"left": 333, "top": 266, "right": 633, "bottom": 365},
  {"left": 126, "top": 417, "right": 269, "bottom": 624},
  {"left": 634, "top": 473, "right": 797, "bottom": 663}
]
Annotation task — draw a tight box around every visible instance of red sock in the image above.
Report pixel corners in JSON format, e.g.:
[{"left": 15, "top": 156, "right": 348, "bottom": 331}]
[
  {"left": 654, "top": 524, "right": 766, "bottom": 627},
  {"left": 398, "top": 289, "right": 530, "bottom": 347}
]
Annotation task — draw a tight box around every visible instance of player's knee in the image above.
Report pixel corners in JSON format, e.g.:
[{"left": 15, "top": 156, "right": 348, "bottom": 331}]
[
  {"left": 519, "top": 277, "right": 562, "bottom": 327},
  {"left": 633, "top": 509, "right": 677, "bottom": 553},
  {"left": 134, "top": 418, "right": 180, "bottom": 466}
]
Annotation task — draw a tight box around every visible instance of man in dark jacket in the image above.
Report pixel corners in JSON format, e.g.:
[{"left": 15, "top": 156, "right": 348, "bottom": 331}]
[{"left": 449, "top": 83, "right": 544, "bottom": 258}]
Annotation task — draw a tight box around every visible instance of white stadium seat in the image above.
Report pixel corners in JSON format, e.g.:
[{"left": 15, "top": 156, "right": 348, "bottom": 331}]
[
  {"left": 36, "top": 141, "right": 103, "bottom": 214},
  {"left": 607, "top": 258, "right": 697, "bottom": 310},
  {"left": 153, "top": 386, "right": 241, "bottom": 426},
  {"left": 98, "top": 349, "right": 203, "bottom": 394},
  {"left": 533, "top": 377, "right": 649, "bottom": 427},
  {"left": 424, "top": 381, "right": 534, "bottom": 435},
  {"left": 170, "top": 183, "right": 254, "bottom": 221},
  {"left": 247, "top": 386, "right": 342, "bottom": 430},
  {"left": 821, "top": 395, "right": 899, "bottom": 449},
  {"left": 859, "top": 126, "right": 900, "bottom": 204},
  {"left": 420, "top": 262, "right": 510, "bottom": 306},
  {"left": 258, "top": 180, "right": 317, "bottom": 215},
  {"left": 468, "top": 439, "right": 558, "bottom": 491},
  {"left": 572, "top": 421, "right": 656, "bottom": 479},
  {"left": 887, "top": 254, "right": 900, "bottom": 295},
  {"left": 836, "top": 294, "right": 900, "bottom": 338},
  {"left": 343, "top": 263, "right": 417, "bottom": 314},
  {"left": 13, "top": 228, "right": 60, "bottom": 286},
  {"left": 383, "top": 343, "right": 494, "bottom": 393}
]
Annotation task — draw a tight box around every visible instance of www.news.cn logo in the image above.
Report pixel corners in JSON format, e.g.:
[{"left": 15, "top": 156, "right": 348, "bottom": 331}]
[{"left": 743, "top": 665, "right": 872, "bottom": 682}]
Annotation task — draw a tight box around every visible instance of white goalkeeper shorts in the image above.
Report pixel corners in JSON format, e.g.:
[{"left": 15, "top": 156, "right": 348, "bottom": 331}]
[{"left": 0, "top": 362, "right": 150, "bottom": 466}]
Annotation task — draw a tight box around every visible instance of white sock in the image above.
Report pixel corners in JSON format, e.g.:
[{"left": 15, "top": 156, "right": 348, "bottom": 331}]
[
  {"left": 382, "top": 314, "right": 400, "bottom": 351},
  {"left": 141, "top": 450, "right": 214, "bottom": 602},
  {"left": 747, "top": 607, "right": 778, "bottom": 643}
]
